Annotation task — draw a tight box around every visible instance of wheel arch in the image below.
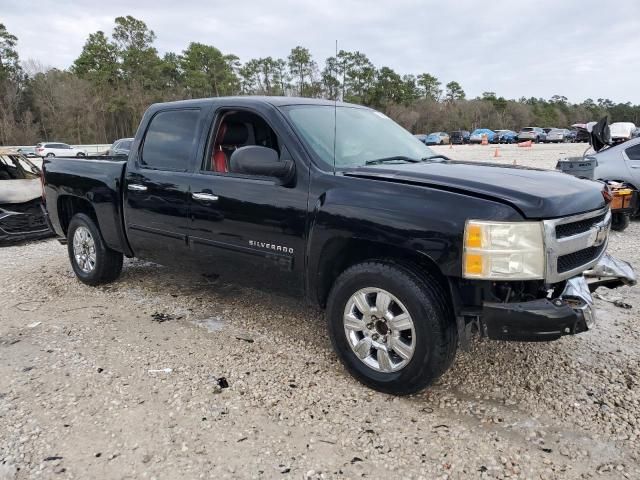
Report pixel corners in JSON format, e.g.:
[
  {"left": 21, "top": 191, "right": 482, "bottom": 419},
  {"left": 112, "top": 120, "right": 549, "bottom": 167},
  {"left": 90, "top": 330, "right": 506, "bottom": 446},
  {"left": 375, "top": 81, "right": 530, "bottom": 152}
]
[
  {"left": 57, "top": 195, "right": 98, "bottom": 236},
  {"left": 313, "top": 237, "right": 453, "bottom": 310}
]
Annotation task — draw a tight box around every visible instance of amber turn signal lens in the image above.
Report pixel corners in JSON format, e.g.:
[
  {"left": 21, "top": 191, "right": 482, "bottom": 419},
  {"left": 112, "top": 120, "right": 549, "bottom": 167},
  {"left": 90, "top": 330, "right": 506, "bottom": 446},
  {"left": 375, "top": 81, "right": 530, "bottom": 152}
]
[
  {"left": 465, "top": 224, "right": 483, "bottom": 248},
  {"left": 464, "top": 254, "right": 484, "bottom": 275}
]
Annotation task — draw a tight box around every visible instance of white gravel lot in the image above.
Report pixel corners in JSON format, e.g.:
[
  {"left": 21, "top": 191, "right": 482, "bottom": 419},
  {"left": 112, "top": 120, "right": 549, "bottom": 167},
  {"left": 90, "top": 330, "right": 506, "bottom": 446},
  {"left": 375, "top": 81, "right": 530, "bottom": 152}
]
[{"left": 1, "top": 144, "right": 639, "bottom": 479}]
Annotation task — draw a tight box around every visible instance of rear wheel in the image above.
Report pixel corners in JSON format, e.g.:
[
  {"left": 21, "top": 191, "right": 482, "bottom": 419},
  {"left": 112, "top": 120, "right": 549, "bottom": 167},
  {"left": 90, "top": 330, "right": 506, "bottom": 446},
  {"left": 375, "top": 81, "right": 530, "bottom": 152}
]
[
  {"left": 76, "top": 152, "right": 86, "bottom": 157},
  {"left": 46, "top": 153, "right": 55, "bottom": 157},
  {"left": 327, "top": 261, "right": 457, "bottom": 395},
  {"left": 67, "top": 213, "right": 123, "bottom": 285}
]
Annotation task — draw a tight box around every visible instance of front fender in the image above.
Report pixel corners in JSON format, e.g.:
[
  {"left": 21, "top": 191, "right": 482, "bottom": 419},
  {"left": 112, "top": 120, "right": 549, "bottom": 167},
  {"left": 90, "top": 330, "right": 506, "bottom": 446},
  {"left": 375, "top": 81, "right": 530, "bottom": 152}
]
[{"left": 305, "top": 179, "right": 522, "bottom": 305}]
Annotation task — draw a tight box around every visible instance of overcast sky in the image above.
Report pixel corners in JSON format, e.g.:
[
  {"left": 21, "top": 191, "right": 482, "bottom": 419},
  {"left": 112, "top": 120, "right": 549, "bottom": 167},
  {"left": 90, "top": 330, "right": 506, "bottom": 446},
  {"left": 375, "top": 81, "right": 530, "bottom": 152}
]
[{"left": 3, "top": 0, "right": 639, "bottom": 103}]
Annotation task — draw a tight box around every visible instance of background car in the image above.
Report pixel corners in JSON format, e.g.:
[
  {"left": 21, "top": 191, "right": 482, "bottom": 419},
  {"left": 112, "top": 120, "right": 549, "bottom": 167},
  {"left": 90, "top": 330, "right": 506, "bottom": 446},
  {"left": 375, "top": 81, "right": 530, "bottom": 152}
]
[
  {"left": 633, "top": 128, "right": 640, "bottom": 138},
  {"left": 492, "top": 130, "right": 517, "bottom": 144},
  {"left": 565, "top": 129, "right": 578, "bottom": 142},
  {"left": 35, "top": 142, "right": 87, "bottom": 158},
  {"left": 591, "top": 136, "right": 640, "bottom": 212},
  {"left": 17, "top": 147, "right": 38, "bottom": 158},
  {"left": 609, "top": 122, "right": 636, "bottom": 144},
  {"left": 0, "top": 149, "right": 52, "bottom": 244},
  {"left": 425, "top": 132, "right": 450, "bottom": 145},
  {"left": 545, "top": 128, "right": 572, "bottom": 143},
  {"left": 517, "top": 127, "right": 546, "bottom": 143},
  {"left": 469, "top": 128, "right": 496, "bottom": 143},
  {"left": 449, "top": 130, "right": 470, "bottom": 144},
  {"left": 413, "top": 134, "right": 428, "bottom": 143},
  {"left": 107, "top": 137, "right": 134, "bottom": 156}
]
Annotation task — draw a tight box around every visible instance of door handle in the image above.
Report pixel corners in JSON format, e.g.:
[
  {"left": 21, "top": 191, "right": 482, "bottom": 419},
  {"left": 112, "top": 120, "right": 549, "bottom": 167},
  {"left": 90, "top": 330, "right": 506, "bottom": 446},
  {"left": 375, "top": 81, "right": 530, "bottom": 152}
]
[
  {"left": 128, "top": 183, "right": 147, "bottom": 191},
  {"left": 192, "top": 192, "right": 219, "bottom": 201}
]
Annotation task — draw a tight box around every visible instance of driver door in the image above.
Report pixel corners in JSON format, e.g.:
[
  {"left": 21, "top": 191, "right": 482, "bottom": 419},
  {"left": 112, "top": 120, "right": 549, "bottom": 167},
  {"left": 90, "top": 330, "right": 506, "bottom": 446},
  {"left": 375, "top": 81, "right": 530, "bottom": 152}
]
[{"left": 187, "top": 107, "right": 309, "bottom": 296}]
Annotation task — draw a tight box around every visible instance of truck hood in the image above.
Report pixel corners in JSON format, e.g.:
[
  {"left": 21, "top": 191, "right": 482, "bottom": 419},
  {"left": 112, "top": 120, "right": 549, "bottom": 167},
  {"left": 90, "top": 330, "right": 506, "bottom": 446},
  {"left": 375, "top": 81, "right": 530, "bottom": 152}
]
[
  {"left": 344, "top": 160, "right": 606, "bottom": 219},
  {"left": 0, "top": 179, "right": 42, "bottom": 204}
]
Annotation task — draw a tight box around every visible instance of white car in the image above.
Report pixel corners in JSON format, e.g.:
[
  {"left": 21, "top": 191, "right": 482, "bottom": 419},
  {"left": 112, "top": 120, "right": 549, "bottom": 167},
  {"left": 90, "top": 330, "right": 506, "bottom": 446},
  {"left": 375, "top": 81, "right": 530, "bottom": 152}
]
[
  {"left": 609, "top": 122, "right": 636, "bottom": 143},
  {"left": 35, "top": 142, "right": 87, "bottom": 158}
]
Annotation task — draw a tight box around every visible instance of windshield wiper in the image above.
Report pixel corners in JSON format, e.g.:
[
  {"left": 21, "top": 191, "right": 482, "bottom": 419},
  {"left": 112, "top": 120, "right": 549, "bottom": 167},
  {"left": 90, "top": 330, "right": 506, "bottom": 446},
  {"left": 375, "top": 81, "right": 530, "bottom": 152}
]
[
  {"left": 421, "top": 154, "right": 450, "bottom": 162},
  {"left": 365, "top": 156, "right": 421, "bottom": 165}
]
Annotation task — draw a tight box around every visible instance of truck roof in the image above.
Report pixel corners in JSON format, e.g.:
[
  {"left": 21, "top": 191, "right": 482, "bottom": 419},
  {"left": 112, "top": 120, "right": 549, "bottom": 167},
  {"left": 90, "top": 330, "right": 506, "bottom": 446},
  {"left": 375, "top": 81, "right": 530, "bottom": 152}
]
[{"left": 149, "top": 96, "right": 366, "bottom": 110}]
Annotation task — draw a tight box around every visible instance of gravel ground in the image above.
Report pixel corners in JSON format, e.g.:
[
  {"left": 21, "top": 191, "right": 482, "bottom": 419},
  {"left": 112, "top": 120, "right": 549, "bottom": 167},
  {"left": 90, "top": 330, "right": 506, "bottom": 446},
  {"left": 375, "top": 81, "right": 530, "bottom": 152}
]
[{"left": 1, "top": 144, "right": 639, "bottom": 479}]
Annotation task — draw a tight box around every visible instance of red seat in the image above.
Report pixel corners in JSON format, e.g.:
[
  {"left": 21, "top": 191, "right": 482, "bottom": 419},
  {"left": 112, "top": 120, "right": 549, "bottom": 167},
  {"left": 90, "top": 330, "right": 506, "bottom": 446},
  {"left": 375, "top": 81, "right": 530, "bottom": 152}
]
[
  {"left": 210, "top": 122, "right": 249, "bottom": 173},
  {"left": 213, "top": 149, "right": 227, "bottom": 172},
  {"left": 212, "top": 123, "right": 228, "bottom": 172}
]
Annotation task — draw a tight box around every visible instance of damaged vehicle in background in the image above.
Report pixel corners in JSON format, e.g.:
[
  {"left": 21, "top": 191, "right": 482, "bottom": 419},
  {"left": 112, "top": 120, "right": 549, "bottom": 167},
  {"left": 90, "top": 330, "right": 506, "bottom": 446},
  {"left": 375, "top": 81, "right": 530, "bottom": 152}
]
[
  {"left": 557, "top": 119, "right": 639, "bottom": 232},
  {"left": 0, "top": 149, "right": 52, "bottom": 244}
]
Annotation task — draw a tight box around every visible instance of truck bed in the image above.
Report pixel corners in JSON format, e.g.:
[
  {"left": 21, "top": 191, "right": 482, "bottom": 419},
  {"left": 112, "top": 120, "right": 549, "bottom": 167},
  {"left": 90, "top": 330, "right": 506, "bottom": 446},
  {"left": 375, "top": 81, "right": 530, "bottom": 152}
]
[{"left": 42, "top": 156, "right": 130, "bottom": 254}]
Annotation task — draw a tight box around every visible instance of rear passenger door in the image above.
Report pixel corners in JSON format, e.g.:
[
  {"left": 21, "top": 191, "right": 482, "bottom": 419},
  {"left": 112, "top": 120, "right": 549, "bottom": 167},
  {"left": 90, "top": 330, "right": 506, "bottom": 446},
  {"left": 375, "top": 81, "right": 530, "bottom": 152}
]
[{"left": 123, "top": 108, "right": 204, "bottom": 262}]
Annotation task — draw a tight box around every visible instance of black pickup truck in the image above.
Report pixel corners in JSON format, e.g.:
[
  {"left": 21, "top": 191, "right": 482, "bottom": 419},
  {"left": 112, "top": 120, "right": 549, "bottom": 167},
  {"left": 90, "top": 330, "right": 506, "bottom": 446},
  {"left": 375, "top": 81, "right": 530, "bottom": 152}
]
[{"left": 42, "top": 97, "right": 635, "bottom": 394}]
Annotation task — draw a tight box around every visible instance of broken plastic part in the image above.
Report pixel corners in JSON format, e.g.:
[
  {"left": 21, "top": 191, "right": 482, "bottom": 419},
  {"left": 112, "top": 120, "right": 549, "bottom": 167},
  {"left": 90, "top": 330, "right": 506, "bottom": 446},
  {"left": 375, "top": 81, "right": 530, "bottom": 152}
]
[{"left": 584, "top": 253, "right": 636, "bottom": 291}]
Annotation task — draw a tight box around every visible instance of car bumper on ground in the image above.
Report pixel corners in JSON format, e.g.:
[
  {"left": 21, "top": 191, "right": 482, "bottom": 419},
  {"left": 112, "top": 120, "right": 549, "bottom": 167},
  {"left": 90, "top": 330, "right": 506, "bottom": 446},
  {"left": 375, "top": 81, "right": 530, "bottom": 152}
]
[{"left": 481, "top": 254, "right": 635, "bottom": 342}]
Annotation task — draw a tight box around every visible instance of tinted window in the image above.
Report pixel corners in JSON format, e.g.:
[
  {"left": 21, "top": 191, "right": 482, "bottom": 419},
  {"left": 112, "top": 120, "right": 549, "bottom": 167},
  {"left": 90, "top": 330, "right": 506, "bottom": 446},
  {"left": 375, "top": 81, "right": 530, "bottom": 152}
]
[
  {"left": 141, "top": 109, "right": 199, "bottom": 170},
  {"left": 120, "top": 140, "right": 133, "bottom": 150},
  {"left": 626, "top": 143, "right": 640, "bottom": 160}
]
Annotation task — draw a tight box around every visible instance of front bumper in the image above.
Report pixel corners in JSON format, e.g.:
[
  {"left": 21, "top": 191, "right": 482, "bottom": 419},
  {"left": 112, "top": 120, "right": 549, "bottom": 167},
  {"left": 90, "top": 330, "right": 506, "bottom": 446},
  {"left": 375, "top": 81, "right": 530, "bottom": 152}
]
[{"left": 481, "top": 254, "right": 635, "bottom": 342}]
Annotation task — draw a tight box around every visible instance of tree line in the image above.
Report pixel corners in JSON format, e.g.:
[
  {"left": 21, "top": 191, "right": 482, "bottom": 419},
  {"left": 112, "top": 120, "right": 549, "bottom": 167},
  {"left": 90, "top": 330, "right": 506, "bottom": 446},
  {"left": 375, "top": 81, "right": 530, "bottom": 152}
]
[{"left": 1, "top": 16, "right": 640, "bottom": 146}]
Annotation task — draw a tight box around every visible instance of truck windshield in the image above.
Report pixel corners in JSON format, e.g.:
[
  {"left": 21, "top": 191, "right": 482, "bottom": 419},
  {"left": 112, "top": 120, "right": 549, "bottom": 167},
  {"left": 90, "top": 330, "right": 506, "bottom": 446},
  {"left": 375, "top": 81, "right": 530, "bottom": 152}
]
[{"left": 281, "top": 105, "right": 436, "bottom": 169}]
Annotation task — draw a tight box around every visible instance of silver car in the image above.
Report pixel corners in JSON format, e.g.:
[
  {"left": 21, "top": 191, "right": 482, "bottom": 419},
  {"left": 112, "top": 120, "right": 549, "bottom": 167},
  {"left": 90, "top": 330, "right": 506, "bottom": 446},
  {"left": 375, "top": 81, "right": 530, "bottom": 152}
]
[
  {"left": 545, "top": 128, "right": 571, "bottom": 143},
  {"left": 517, "top": 127, "right": 546, "bottom": 143},
  {"left": 591, "top": 136, "right": 640, "bottom": 193}
]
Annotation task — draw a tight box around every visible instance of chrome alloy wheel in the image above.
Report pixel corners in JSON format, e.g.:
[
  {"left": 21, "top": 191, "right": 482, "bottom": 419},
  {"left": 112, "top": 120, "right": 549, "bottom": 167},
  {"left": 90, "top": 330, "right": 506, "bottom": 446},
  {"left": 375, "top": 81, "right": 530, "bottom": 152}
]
[
  {"left": 343, "top": 288, "right": 416, "bottom": 373},
  {"left": 73, "top": 226, "right": 97, "bottom": 273}
]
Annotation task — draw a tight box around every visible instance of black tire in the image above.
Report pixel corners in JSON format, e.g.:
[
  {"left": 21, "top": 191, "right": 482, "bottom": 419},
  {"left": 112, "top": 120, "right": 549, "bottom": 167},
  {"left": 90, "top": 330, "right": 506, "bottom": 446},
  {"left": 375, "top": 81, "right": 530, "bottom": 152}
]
[
  {"left": 76, "top": 152, "right": 86, "bottom": 157},
  {"left": 326, "top": 261, "right": 457, "bottom": 395},
  {"left": 67, "top": 213, "right": 123, "bottom": 285},
  {"left": 611, "top": 213, "right": 630, "bottom": 232},
  {"left": 46, "top": 153, "right": 55, "bottom": 157}
]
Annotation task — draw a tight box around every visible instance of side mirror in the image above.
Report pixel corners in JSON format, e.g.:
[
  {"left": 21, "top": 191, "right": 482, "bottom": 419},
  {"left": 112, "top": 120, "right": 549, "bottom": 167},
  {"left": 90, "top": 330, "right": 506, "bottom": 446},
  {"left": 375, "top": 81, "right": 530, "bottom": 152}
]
[{"left": 229, "top": 146, "right": 295, "bottom": 184}]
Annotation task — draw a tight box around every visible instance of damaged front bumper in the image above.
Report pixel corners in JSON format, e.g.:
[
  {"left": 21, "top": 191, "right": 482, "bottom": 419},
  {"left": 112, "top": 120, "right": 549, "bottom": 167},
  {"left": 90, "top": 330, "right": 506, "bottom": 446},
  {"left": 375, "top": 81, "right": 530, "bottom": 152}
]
[{"left": 481, "top": 253, "right": 636, "bottom": 342}]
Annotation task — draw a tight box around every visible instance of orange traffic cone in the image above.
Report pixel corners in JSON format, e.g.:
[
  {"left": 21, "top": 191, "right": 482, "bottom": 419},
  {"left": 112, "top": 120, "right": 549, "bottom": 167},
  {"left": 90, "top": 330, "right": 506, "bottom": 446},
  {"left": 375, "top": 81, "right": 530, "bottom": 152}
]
[{"left": 494, "top": 148, "right": 500, "bottom": 158}]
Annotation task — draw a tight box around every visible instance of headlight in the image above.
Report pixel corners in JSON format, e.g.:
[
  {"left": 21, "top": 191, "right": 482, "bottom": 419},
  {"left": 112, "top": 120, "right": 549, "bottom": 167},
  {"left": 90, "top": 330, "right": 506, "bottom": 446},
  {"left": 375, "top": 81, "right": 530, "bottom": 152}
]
[{"left": 463, "top": 220, "right": 545, "bottom": 280}]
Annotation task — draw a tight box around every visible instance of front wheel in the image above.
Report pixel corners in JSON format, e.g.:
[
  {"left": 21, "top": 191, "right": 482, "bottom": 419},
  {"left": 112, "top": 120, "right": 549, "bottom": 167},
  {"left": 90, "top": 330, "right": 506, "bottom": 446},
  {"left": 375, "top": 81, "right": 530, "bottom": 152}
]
[
  {"left": 46, "top": 153, "right": 55, "bottom": 157},
  {"left": 327, "top": 261, "right": 457, "bottom": 395},
  {"left": 611, "top": 213, "right": 630, "bottom": 232},
  {"left": 67, "top": 213, "right": 123, "bottom": 285}
]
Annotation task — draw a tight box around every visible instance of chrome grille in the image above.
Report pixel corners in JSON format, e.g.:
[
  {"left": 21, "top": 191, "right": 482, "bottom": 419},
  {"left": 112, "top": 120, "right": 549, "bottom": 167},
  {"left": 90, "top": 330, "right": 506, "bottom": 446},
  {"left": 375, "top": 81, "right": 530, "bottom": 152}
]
[
  {"left": 557, "top": 244, "right": 607, "bottom": 274},
  {"left": 555, "top": 213, "right": 607, "bottom": 239},
  {"left": 543, "top": 207, "right": 611, "bottom": 283}
]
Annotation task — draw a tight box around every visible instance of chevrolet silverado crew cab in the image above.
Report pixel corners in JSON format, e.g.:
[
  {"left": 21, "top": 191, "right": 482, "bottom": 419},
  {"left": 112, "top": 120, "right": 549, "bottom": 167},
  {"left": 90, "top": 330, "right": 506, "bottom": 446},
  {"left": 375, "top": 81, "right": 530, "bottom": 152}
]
[{"left": 42, "top": 97, "right": 636, "bottom": 395}]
